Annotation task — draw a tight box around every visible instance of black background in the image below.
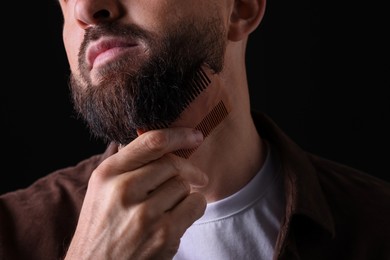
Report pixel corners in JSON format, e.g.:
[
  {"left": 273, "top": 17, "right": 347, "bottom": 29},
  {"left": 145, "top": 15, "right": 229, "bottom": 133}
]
[{"left": 1, "top": 0, "right": 389, "bottom": 195}]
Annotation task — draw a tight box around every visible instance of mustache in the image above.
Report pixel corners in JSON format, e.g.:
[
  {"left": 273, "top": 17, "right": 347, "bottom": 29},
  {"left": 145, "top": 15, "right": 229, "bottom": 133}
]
[
  {"left": 79, "top": 22, "right": 154, "bottom": 58},
  {"left": 85, "top": 22, "right": 152, "bottom": 41}
]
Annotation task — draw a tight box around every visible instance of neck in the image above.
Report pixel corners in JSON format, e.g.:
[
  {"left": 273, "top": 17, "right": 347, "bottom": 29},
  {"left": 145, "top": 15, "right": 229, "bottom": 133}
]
[
  {"left": 190, "top": 106, "right": 266, "bottom": 202},
  {"left": 175, "top": 70, "right": 266, "bottom": 203}
]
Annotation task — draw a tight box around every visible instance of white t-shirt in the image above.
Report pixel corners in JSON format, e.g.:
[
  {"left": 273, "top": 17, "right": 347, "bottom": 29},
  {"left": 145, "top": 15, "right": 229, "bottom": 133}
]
[{"left": 174, "top": 145, "right": 285, "bottom": 260}]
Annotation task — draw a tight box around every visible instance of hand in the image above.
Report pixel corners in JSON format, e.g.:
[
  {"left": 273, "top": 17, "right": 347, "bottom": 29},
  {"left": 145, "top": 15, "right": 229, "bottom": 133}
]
[{"left": 65, "top": 128, "right": 208, "bottom": 260}]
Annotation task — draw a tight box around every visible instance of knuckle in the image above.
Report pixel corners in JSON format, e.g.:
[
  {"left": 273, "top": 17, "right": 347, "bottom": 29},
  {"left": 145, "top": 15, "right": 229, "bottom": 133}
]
[
  {"left": 133, "top": 203, "right": 156, "bottom": 227},
  {"left": 164, "top": 154, "right": 182, "bottom": 173},
  {"left": 153, "top": 221, "right": 174, "bottom": 248},
  {"left": 156, "top": 226, "right": 170, "bottom": 245},
  {"left": 173, "top": 176, "right": 190, "bottom": 194},
  {"left": 90, "top": 160, "right": 116, "bottom": 181},
  {"left": 89, "top": 167, "right": 108, "bottom": 185},
  {"left": 118, "top": 177, "right": 139, "bottom": 203},
  {"left": 143, "top": 131, "right": 169, "bottom": 153}
]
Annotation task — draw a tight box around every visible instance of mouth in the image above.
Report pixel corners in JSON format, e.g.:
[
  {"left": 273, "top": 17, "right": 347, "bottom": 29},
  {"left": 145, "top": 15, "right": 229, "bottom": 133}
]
[{"left": 86, "top": 37, "right": 141, "bottom": 70}]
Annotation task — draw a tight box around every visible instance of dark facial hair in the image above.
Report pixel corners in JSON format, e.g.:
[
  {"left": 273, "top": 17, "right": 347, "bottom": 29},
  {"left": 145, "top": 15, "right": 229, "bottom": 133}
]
[{"left": 69, "top": 17, "right": 226, "bottom": 145}]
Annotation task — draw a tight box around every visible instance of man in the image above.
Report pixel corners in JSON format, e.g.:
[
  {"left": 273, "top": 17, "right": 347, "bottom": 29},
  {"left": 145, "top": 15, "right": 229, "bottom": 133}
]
[{"left": 1, "top": 0, "right": 389, "bottom": 259}]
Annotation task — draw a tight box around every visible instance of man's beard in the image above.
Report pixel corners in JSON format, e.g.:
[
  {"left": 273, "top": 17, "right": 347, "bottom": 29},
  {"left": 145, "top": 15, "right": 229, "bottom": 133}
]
[{"left": 69, "top": 17, "right": 226, "bottom": 145}]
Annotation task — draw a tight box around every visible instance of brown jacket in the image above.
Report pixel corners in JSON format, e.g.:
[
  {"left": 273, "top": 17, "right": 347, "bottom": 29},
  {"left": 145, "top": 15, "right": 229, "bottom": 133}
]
[{"left": 1, "top": 112, "right": 389, "bottom": 260}]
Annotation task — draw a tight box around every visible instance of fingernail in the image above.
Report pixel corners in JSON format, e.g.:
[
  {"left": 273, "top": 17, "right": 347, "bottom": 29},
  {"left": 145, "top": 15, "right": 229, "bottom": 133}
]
[{"left": 193, "top": 129, "right": 204, "bottom": 144}]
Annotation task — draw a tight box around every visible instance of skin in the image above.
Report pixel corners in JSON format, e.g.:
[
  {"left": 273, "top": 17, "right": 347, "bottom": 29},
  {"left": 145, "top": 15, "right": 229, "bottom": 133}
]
[{"left": 59, "top": 0, "right": 266, "bottom": 258}]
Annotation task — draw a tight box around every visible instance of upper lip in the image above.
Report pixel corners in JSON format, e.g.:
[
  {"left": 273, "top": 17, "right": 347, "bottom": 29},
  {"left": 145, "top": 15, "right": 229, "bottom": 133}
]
[{"left": 86, "top": 37, "right": 139, "bottom": 69}]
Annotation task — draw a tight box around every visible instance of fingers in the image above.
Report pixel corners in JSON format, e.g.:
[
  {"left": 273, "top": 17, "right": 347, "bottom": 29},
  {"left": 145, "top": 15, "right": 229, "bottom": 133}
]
[
  {"left": 91, "top": 127, "right": 208, "bottom": 203},
  {"left": 124, "top": 127, "right": 204, "bottom": 167},
  {"left": 145, "top": 175, "right": 190, "bottom": 214},
  {"left": 101, "top": 127, "right": 204, "bottom": 176},
  {"left": 119, "top": 155, "right": 206, "bottom": 204},
  {"left": 120, "top": 157, "right": 206, "bottom": 226}
]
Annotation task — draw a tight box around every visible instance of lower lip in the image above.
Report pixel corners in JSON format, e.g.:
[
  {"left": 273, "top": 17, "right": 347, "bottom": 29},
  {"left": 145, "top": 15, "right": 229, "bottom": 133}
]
[{"left": 92, "top": 46, "right": 141, "bottom": 69}]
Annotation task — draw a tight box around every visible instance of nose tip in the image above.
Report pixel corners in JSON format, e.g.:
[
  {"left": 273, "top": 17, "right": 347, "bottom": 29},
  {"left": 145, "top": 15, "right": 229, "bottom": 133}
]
[{"left": 74, "top": 0, "right": 119, "bottom": 28}]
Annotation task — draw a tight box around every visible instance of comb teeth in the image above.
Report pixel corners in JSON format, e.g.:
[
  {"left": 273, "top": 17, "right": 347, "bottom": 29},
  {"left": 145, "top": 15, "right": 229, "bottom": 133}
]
[
  {"left": 182, "top": 68, "right": 211, "bottom": 108},
  {"left": 173, "top": 100, "right": 229, "bottom": 159},
  {"left": 147, "top": 68, "right": 211, "bottom": 131}
]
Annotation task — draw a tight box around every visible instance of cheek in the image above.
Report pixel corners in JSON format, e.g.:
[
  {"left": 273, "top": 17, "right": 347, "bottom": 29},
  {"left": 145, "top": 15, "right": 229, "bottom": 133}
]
[
  {"left": 63, "top": 24, "right": 84, "bottom": 73},
  {"left": 126, "top": 1, "right": 186, "bottom": 31}
]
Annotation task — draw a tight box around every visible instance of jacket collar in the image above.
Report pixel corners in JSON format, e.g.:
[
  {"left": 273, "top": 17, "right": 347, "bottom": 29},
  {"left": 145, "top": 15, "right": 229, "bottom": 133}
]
[{"left": 251, "top": 111, "right": 335, "bottom": 257}]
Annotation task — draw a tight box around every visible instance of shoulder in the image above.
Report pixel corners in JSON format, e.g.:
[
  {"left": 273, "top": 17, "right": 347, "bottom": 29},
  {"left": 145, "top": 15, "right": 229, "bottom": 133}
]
[
  {"left": 0, "top": 143, "right": 118, "bottom": 260},
  {"left": 308, "top": 153, "right": 390, "bottom": 255},
  {"left": 308, "top": 152, "right": 390, "bottom": 203}
]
